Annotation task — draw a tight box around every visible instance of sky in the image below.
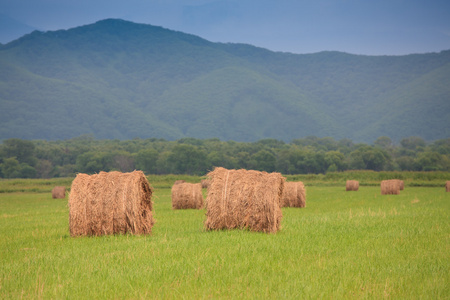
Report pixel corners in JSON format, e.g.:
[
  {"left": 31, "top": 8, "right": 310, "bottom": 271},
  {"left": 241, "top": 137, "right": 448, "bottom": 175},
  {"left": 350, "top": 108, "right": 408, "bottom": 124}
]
[{"left": 1, "top": 0, "right": 450, "bottom": 55}]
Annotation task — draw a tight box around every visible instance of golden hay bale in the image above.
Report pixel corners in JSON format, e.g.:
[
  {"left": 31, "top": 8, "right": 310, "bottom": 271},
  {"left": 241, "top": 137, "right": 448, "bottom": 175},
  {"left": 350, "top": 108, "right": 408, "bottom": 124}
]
[
  {"left": 68, "top": 170, "right": 154, "bottom": 237},
  {"left": 174, "top": 180, "right": 186, "bottom": 185},
  {"left": 52, "top": 186, "right": 66, "bottom": 199},
  {"left": 446, "top": 181, "right": 450, "bottom": 192},
  {"left": 201, "top": 179, "right": 210, "bottom": 189},
  {"left": 204, "top": 167, "right": 285, "bottom": 234},
  {"left": 394, "top": 179, "right": 404, "bottom": 190},
  {"left": 171, "top": 182, "right": 203, "bottom": 209},
  {"left": 346, "top": 180, "right": 359, "bottom": 191},
  {"left": 380, "top": 179, "right": 400, "bottom": 195},
  {"left": 281, "top": 181, "right": 306, "bottom": 207}
]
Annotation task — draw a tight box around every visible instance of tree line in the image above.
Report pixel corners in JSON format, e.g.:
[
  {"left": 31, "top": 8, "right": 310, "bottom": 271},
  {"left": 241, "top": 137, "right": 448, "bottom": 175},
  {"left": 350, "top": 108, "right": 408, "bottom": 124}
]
[{"left": 0, "top": 135, "right": 448, "bottom": 178}]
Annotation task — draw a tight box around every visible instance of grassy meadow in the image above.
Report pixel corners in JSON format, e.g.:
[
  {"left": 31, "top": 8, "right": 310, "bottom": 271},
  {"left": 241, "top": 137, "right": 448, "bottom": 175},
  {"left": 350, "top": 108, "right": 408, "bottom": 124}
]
[{"left": 0, "top": 175, "right": 449, "bottom": 299}]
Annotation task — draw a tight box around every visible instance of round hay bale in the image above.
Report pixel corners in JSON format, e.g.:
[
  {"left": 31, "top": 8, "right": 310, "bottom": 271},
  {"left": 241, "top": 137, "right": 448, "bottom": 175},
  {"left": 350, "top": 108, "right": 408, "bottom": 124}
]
[
  {"left": 174, "top": 180, "right": 186, "bottom": 185},
  {"left": 281, "top": 181, "right": 306, "bottom": 207},
  {"left": 381, "top": 179, "right": 400, "bottom": 195},
  {"left": 204, "top": 167, "right": 285, "bottom": 234},
  {"left": 68, "top": 170, "right": 154, "bottom": 237},
  {"left": 171, "top": 182, "right": 203, "bottom": 209},
  {"left": 346, "top": 180, "right": 359, "bottom": 191},
  {"left": 394, "top": 179, "right": 404, "bottom": 190},
  {"left": 201, "top": 179, "right": 210, "bottom": 189},
  {"left": 52, "top": 186, "right": 66, "bottom": 199},
  {"left": 446, "top": 181, "right": 450, "bottom": 192}
]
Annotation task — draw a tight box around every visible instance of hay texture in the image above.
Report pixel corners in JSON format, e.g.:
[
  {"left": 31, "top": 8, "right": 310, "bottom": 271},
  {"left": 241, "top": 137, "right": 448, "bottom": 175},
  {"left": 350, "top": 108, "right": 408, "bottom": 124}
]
[
  {"left": 174, "top": 180, "right": 186, "bottom": 185},
  {"left": 52, "top": 186, "right": 66, "bottom": 199},
  {"left": 201, "top": 179, "right": 210, "bottom": 189},
  {"left": 394, "top": 179, "right": 405, "bottom": 190},
  {"left": 346, "top": 180, "right": 359, "bottom": 191},
  {"left": 171, "top": 182, "right": 203, "bottom": 209},
  {"left": 204, "top": 167, "right": 285, "bottom": 234},
  {"left": 446, "top": 181, "right": 450, "bottom": 192},
  {"left": 380, "top": 179, "right": 400, "bottom": 195},
  {"left": 281, "top": 181, "right": 306, "bottom": 207},
  {"left": 68, "top": 170, "right": 154, "bottom": 237}
]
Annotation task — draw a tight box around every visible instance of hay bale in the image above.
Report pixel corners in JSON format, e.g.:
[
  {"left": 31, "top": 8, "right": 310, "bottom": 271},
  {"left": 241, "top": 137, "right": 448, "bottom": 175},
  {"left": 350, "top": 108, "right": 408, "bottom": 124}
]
[
  {"left": 281, "top": 181, "right": 306, "bottom": 207},
  {"left": 171, "top": 182, "right": 203, "bottom": 209},
  {"left": 446, "top": 181, "right": 450, "bottom": 192},
  {"left": 201, "top": 179, "right": 210, "bottom": 189},
  {"left": 394, "top": 179, "right": 404, "bottom": 190},
  {"left": 68, "top": 170, "right": 154, "bottom": 237},
  {"left": 174, "top": 180, "right": 186, "bottom": 185},
  {"left": 52, "top": 186, "right": 66, "bottom": 199},
  {"left": 380, "top": 179, "right": 400, "bottom": 195},
  {"left": 204, "top": 167, "right": 284, "bottom": 234},
  {"left": 346, "top": 180, "right": 359, "bottom": 191}
]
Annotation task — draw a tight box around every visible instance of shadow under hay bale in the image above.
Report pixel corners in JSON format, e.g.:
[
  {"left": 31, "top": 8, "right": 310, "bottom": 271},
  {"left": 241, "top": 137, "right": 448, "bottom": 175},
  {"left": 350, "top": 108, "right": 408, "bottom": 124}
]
[
  {"left": 346, "top": 180, "right": 359, "bottom": 191},
  {"left": 204, "top": 167, "right": 285, "bottom": 234},
  {"left": 281, "top": 181, "right": 306, "bottom": 208},
  {"left": 171, "top": 182, "right": 203, "bottom": 209},
  {"left": 68, "top": 170, "right": 154, "bottom": 237},
  {"left": 381, "top": 179, "right": 400, "bottom": 195},
  {"left": 52, "top": 186, "right": 66, "bottom": 199},
  {"left": 446, "top": 181, "right": 450, "bottom": 192}
]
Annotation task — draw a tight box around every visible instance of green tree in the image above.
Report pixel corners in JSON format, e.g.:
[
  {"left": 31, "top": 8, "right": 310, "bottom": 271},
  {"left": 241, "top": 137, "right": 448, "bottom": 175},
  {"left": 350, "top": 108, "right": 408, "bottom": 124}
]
[
  {"left": 251, "top": 150, "right": 276, "bottom": 172},
  {"left": 135, "top": 148, "right": 159, "bottom": 174},
  {"left": 167, "top": 144, "right": 208, "bottom": 175}
]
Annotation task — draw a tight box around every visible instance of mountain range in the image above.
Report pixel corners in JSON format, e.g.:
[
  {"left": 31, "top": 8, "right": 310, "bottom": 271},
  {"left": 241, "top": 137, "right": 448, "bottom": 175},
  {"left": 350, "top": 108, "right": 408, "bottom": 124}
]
[{"left": 0, "top": 18, "right": 449, "bottom": 143}]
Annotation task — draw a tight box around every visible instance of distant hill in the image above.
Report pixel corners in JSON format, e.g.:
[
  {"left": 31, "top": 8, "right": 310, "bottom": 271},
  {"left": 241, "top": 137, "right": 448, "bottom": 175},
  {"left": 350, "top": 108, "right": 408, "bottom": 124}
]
[
  {"left": 0, "top": 18, "right": 449, "bottom": 143},
  {"left": 0, "top": 14, "right": 36, "bottom": 44}
]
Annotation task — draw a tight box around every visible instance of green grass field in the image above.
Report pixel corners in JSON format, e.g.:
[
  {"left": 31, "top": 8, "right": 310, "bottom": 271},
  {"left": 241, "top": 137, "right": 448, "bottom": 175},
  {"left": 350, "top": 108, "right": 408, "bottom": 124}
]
[{"left": 0, "top": 180, "right": 449, "bottom": 298}]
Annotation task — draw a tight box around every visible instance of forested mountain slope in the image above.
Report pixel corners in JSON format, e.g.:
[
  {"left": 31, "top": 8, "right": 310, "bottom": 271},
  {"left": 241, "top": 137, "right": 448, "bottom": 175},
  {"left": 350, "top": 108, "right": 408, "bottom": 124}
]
[{"left": 0, "top": 19, "right": 449, "bottom": 143}]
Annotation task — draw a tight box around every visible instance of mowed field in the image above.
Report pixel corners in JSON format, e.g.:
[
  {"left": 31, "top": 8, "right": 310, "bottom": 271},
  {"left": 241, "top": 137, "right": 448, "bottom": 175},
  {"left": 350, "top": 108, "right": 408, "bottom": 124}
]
[{"left": 0, "top": 179, "right": 449, "bottom": 299}]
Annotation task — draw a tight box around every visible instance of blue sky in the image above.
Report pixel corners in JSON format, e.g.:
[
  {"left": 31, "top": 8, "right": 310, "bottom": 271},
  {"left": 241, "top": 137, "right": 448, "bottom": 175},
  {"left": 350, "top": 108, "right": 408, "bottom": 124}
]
[{"left": 1, "top": 0, "right": 450, "bottom": 55}]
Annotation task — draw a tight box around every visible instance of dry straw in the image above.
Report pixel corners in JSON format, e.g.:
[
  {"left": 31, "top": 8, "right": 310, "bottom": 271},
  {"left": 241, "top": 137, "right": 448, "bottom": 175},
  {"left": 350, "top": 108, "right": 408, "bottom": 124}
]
[
  {"left": 174, "top": 180, "right": 186, "bottom": 185},
  {"left": 171, "top": 182, "right": 204, "bottom": 209},
  {"left": 52, "top": 186, "right": 66, "bottom": 199},
  {"left": 346, "top": 180, "right": 359, "bottom": 191},
  {"left": 281, "top": 181, "right": 306, "bottom": 207},
  {"left": 446, "top": 181, "right": 450, "bottom": 192},
  {"left": 394, "top": 179, "right": 405, "bottom": 190},
  {"left": 68, "top": 170, "right": 154, "bottom": 237},
  {"left": 201, "top": 179, "right": 210, "bottom": 189},
  {"left": 380, "top": 179, "right": 401, "bottom": 195},
  {"left": 204, "top": 167, "right": 285, "bottom": 234}
]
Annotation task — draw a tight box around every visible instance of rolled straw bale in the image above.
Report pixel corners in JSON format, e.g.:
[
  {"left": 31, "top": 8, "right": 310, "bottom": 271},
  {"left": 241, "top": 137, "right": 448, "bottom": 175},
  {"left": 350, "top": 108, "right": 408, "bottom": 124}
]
[
  {"left": 68, "top": 170, "right": 154, "bottom": 237},
  {"left": 52, "top": 186, "right": 66, "bottom": 199},
  {"left": 174, "top": 180, "right": 186, "bottom": 185},
  {"left": 380, "top": 179, "right": 400, "bottom": 195},
  {"left": 446, "top": 181, "right": 450, "bottom": 192},
  {"left": 201, "top": 179, "right": 210, "bottom": 189},
  {"left": 281, "top": 181, "right": 306, "bottom": 207},
  {"left": 346, "top": 180, "right": 359, "bottom": 191},
  {"left": 204, "top": 167, "right": 285, "bottom": 234},
  {"left": 394, "top": 179, "right": 404, "bottom": 190},
  {"left": 171, "top": 182, "right": 203, "bottom": 209}
]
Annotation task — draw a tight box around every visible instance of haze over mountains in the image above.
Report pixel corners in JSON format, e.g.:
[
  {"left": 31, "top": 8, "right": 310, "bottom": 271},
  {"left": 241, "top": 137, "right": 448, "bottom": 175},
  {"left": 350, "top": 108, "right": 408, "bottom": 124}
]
[{"left": 0, "top": 19, "right": 449, "bottom": 143}]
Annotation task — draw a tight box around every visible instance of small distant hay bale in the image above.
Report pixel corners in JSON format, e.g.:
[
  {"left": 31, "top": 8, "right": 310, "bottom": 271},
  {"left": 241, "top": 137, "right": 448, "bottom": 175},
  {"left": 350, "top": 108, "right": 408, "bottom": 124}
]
[
  {"left": 381, "top": 179, "right": 400, "bottom": 195},
  {"left": 446, "top": 181, "right": 450, "bottom": 192},
  {"left": 346, "top": 180, "right": 359, "bottom": 191},
  {"left": 281, "top": 181, "right": 306, "bottom": 207},
  {"left": 204, "top": 167, "right": 285, "bottom": 234},
  {"left": 52, "top": 186, "right": 66, "bottom": 199},
  {"left": 171, "top": 182, "right": 203, "bottom": 209},
  {"left": 394, "top": 179, "right": 404, "bottom": 190},
  {"left": 201, "top": 179, "right": 210, "bottom": 189},
  {"left": 174, "top": 180, "right": 186, "bottom": 185},
  {"left": 68, "top": 170, "right": 154, "bottom": 237}
]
